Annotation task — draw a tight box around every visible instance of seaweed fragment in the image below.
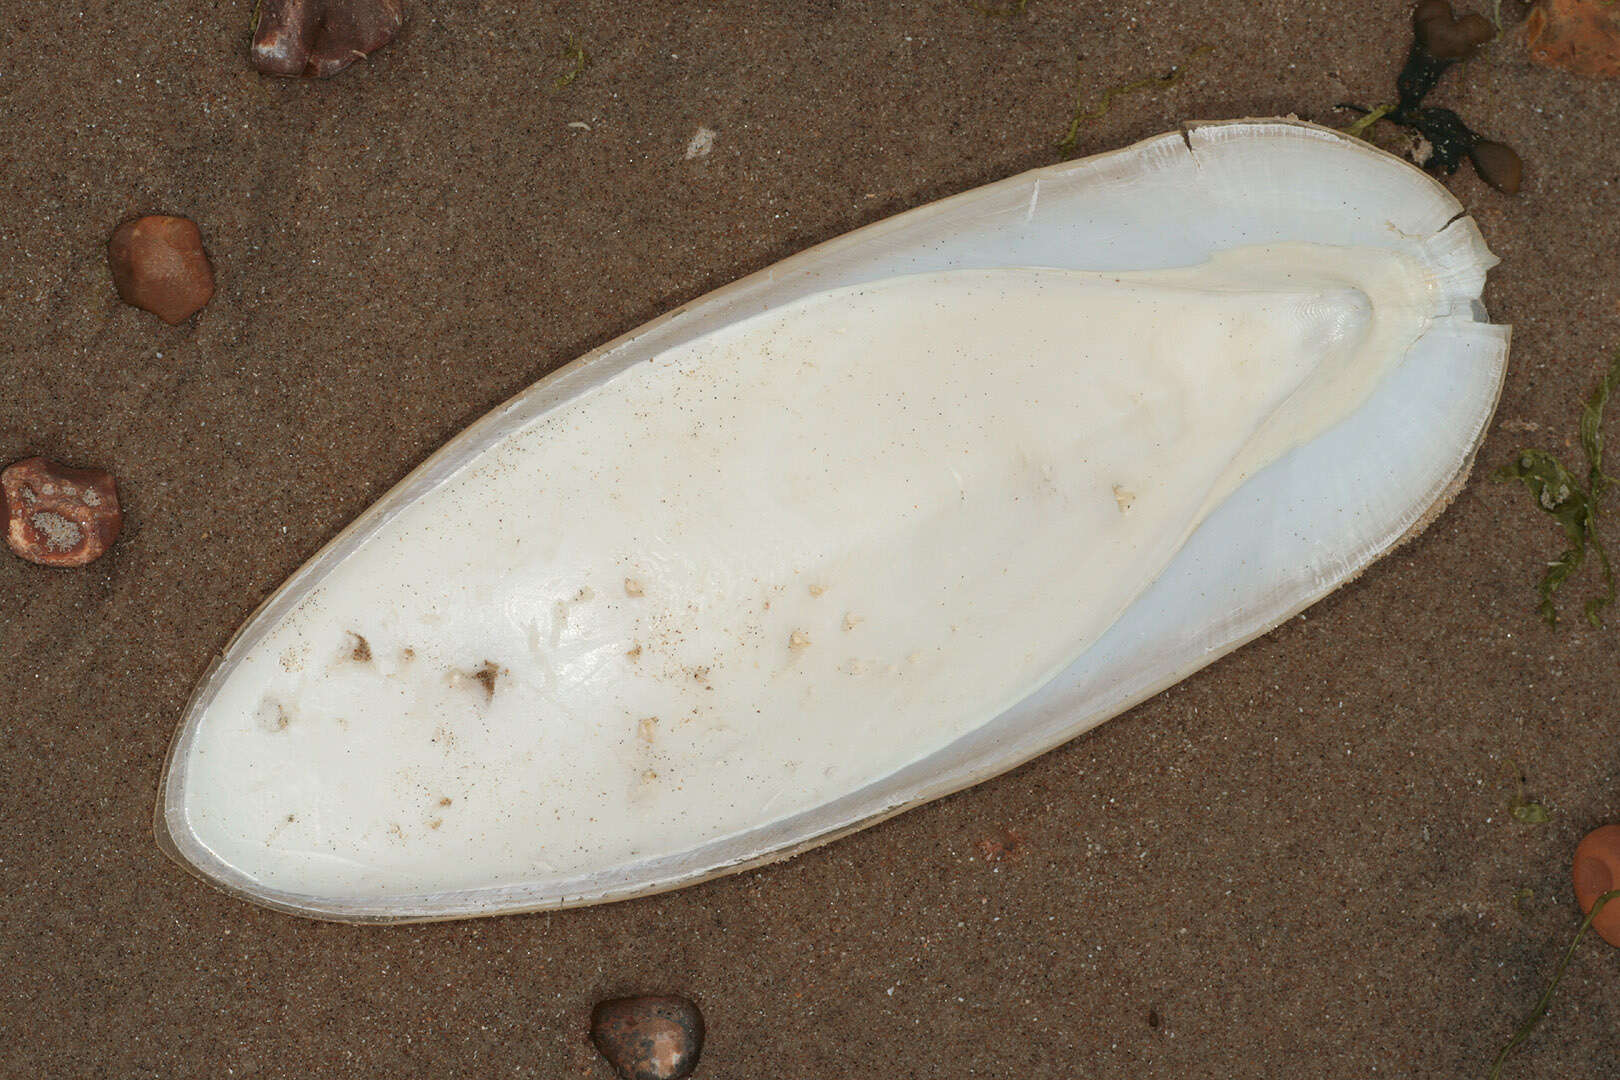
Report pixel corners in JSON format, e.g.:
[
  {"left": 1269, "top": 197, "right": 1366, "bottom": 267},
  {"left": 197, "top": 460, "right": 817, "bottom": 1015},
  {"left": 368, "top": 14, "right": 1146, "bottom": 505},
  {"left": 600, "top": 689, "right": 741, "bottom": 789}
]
[
  {"left": 552, "top": 37, "right": 588, "bottom": 91},
  {"left": 1339, "top": 1, "right": 1522, "bottom": 193},
  {"left": 1579, "top": 348, "right": 1620, "bottom": 496},
  {"left": 1057, "top": 45, "right": 1212, "bottom": 153},
  {"left": 1486, "top": 888, "right": 1620, "bottom": 1079},
  {"left": 1510, "top": 800, "right": 1552, "bottom": 824},
  {"left": 1502, "top": 760, "right": 1552, "bottom": 824},
  {"left": 1496, "top": 352, "right": 1620, "bottom": 626},
  {"left": 1343, "top": 104, "right": 1393, "bottom": 139},
  {"left": 1508, "top": 786, "right": 1551, "bottom": 824}
]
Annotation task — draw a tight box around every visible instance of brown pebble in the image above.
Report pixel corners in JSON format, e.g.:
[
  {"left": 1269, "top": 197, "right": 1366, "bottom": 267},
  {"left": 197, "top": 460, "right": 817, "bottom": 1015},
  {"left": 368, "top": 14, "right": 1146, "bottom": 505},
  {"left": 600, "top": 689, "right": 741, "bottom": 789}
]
[
  {"left": 977, "top": 828, "right": 1028, "bottom": 863},
  {"left": 1469, "top": 140, "right": 1524, "bottom": 193},
  {"left": 1414, "top": 0, "right": 1497, "bottom": 59},
  {"left": 590, "top": 995, "right": 704, "bottom": 1080},
  {"left": 2, "top": 457, "right": 122, "bottom": 568},
  {"left": 107, "top": 215, "right": 215, "bottom": 325},
  {"left": 1572, "top": 825, "right": 1620, "bottom": 947},
  {"left": 252, "top": 0, "right": 405, "bottom": 79},
  {"left": 1525, "top": 0, "right": 1620, "bottom": 79}
]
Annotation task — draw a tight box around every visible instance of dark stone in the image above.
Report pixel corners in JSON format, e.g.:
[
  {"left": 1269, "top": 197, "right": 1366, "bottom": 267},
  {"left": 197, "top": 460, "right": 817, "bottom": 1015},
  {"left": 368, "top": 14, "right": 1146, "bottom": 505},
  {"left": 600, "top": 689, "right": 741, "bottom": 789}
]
[
  {"left": 252, "top": 0, "right": 404, "bottom": 79},
  {"left": 589, "top": 995, "right": 705, "bottom": 1080},
  {"left": 1469, "top": 140, "right": 1524, "bottom": 193},
  {"left": 1396, "top": 2, "right": 1495, "bottom": 111},
  {"left": 1413, "top": 0, "right": 1495, "bottom": 60}
]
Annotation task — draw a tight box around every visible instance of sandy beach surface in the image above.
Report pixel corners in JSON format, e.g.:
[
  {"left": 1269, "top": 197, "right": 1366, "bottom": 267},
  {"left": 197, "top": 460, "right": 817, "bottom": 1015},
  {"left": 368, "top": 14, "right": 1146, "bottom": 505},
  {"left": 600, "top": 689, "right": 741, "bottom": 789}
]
[{"left": 2, "top": 0, "right": 1618, "bottom": 1075}]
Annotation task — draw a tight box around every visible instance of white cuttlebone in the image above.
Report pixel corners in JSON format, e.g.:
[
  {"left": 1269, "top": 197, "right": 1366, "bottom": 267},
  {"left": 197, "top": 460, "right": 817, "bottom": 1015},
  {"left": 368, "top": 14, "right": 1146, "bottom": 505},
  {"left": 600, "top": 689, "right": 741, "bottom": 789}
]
[
  {"left": 174, "top": 252, "right": 1422, "bottom": 895},
  {"left": 157, "top": 119, "right": 1509, "bottom": 921}
]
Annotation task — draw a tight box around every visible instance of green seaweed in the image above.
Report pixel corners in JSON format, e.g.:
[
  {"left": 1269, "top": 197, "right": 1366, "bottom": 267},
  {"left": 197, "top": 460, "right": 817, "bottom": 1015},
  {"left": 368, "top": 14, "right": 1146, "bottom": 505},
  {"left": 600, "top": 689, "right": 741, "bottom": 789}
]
[
  {"left": 552, "top": 38, "right": 588, "bottom": 91},
  {"left": 1503, "top": 760, "right": 1552, "bottom": 825},
  {"left": 1509, "top": 800, "right": 1551, "bottom": 825},
  {"left": 1579, "top": 352, "right": 1620, "bottom": 497},
  {"left": 1343, "top": 103, "right": 1393, "bottom": 139},
  {"left": 1497, "top": 352, "right": 1620, "bottom": 627},
  {"left": 1057, "top": 45, "right": 1211, "bottom": 154},
  {"left": 1487, "top": 889, "right": 1620, "bottom": 1079}
]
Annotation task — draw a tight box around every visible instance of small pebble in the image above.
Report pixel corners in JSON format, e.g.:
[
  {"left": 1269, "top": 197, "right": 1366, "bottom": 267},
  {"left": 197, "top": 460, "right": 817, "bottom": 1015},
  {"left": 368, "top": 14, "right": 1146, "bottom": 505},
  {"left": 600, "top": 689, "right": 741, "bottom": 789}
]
[
  {"left": 107, "top": 215, "right": 215, "bottom": 325},
  {"left": 1572, "top": 825, "right": 1620, "bottom": 947},
  {"left": 978, "top": 829, "right": 1027, "bottom": 863},
  {"left": 2, "top": 457, "right": 122, "bottom": 568},
  {"left": 1526, "top": 0, "right": 1620, "bottom": 79},
  {"left": 590, "top": 995, "right": 705, "bottom": 1080},
  {"left": 253, "top": 0, "right": 405, "bottom": 79}
]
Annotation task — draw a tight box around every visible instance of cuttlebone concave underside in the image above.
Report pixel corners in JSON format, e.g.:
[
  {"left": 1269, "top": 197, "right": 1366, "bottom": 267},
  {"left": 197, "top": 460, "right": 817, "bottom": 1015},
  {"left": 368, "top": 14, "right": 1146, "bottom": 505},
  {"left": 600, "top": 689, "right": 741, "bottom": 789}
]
[{"left": 158, "top": 120, "right": 1509, "bottom": 921}]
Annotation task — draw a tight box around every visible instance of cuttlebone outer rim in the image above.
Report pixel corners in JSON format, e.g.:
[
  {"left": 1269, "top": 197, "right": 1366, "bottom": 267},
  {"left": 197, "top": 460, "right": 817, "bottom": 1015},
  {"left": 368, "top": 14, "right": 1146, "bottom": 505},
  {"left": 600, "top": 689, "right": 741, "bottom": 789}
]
[{"left": 155, "top": 118, "right": 1510, "bottom": 922}]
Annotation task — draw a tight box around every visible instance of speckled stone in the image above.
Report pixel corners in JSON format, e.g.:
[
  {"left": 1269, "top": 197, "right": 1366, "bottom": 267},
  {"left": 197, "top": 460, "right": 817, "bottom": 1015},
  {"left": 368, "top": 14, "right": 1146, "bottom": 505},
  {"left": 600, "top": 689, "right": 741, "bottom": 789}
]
[
  {"left": 590, "top": 996, "right": 704, "bottom": 1080},
  {"left": 2, "top": 457, "right": 122, "bottom": 567},
  {"left": 251, "top": 0, "right": 405, "bottom": 79}
]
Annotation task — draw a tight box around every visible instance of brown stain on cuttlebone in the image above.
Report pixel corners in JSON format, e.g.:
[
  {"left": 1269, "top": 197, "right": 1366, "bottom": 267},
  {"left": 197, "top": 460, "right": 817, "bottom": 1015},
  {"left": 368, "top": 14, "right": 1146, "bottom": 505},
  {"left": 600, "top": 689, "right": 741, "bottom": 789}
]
[
  {"left": 447, "top": 661, "right": 505, "bottom": 701},
  {"left": 471, "top": 661, "right": 501, "bottom": 701}
]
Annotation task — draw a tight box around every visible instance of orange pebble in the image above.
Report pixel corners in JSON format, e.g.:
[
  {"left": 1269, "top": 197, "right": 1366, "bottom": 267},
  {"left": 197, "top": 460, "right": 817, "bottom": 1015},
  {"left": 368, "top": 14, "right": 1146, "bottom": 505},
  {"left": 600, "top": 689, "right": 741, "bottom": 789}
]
[
  {"left": 107, "top": 215, "right": 215, "bottom": 325},
  {"left": 1572, "top": 825, "right": 1620, "bottom": 946},
  {"left": 1526, "top": 0, "right": 1620, "bottom": 80}
]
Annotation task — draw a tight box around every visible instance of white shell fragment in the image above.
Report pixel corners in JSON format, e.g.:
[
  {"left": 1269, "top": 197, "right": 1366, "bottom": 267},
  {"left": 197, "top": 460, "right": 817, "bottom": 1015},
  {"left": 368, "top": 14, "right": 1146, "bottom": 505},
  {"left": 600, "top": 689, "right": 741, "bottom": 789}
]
[{"left": 158, "top": 120, "right": 1509, "bottom": 921}]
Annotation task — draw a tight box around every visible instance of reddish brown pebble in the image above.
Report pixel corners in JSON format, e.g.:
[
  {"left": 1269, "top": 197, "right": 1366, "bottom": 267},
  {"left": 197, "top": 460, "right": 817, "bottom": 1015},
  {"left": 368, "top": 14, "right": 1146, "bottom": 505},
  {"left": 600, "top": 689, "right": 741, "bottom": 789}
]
[
  {"left": 978, "top": 828, "right": 1028, "bottom": 863},
  {"left": 252, "top": 0, "right": 404, "bottom": 79},
  {"left": 1469, "top": 140, "right": 1524, "bottom": 193},
  {"left": 2, "top": 457, "right": 122, "bottom": 568},
  {"left": 590, "top": 995, "right": 704, "bottom": 1080},
  {"left": 107, "top": 215, "right": 215, "bottom": 325},
  {"left": 1526, "top": 0, "right": 1620, "bottom": 78},
  {"left": 1414, "top": 0, "right": 1497, "bottom": 59},
  {"left": 1572, "top": 825, "right": 1620, "bottom": 947}
]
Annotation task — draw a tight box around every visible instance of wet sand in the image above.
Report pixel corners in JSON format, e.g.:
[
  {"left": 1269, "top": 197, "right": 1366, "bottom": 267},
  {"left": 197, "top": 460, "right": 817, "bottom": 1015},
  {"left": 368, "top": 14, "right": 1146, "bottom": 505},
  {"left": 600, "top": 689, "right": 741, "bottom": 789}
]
[{"left": 2, "top": 1, "right": 1618, "bottom": 1075}]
